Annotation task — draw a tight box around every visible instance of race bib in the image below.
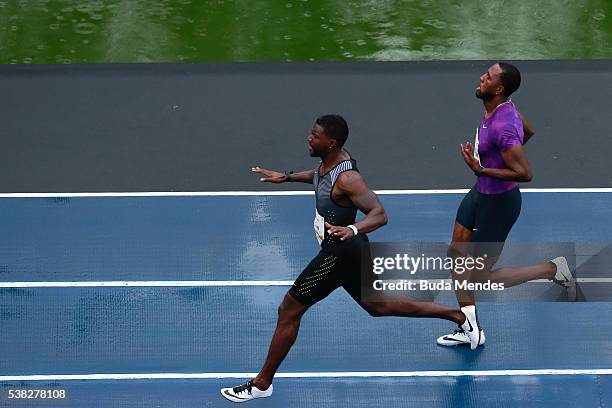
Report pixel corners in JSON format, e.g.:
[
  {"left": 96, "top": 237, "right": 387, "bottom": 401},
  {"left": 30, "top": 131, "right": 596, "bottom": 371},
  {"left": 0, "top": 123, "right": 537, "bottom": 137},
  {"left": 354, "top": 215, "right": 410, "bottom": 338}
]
[
  {"left": 474, "top": 127, "right": 481, "bottom": 165},
  {"left": 313, "top": 209, "right": 325, "bottom": 245}
]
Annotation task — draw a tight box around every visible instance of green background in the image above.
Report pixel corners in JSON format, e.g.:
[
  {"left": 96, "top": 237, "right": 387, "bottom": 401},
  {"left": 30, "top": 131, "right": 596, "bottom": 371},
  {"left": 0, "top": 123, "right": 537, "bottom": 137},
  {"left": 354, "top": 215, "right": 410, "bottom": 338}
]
[{"left": 1, "top": 0, "right": 611, "bottom": 64}]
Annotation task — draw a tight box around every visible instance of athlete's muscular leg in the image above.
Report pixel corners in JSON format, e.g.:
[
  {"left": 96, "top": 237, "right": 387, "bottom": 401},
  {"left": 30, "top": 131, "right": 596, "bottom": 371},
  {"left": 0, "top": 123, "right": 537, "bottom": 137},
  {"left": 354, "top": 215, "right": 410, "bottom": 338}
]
[
  {"left": 358, "top": 223, "right": 481, "bottom": 314},
  {"left": 472, "top": 255, "right": 556, "bottom": 288},
  {"left": 253, "top": 292, "right": 307, "bottom": 390},
  {"left": 357, "top": 299, "right": 465, "bottom": 324},
  {"left": 449, "top": 222, "right": 476, "bottom": 307},
  {"left": 450, "top": 222, "right": 557, "bottom": 302}
]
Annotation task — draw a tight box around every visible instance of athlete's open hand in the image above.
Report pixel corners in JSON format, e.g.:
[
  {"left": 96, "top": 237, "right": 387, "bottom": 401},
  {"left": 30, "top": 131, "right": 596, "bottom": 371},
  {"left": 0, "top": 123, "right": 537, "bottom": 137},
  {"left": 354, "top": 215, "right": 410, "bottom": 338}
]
[
  {"left": 252, "top": 166, "right": 287, "bottom": 183},
  {"left": 460, "top": 142, "right": 480, "bottom": 172},
  {"left": 325, "top": 222, "right": 355, "bottom": 241}
]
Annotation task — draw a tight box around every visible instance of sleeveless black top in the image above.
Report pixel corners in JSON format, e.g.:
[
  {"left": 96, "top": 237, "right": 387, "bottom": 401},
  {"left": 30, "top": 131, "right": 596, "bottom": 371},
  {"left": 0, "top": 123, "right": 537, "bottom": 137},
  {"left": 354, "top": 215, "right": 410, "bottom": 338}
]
[{"left": 313, "top": 157, "right": 367, "bottom": 254}]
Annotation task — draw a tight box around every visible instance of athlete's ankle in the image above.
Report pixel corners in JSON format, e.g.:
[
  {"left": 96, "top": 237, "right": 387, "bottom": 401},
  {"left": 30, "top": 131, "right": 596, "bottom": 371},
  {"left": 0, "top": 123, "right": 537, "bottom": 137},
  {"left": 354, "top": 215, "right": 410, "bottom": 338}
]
[
  {"left": 252, "top": 377, "right": 272, "bottom": 391},
  {"left": 545, "top": 261, "right": 557, "bottom": 279},
  {"left": 451, "top": 310, "right": 466, "bottom": 325}
]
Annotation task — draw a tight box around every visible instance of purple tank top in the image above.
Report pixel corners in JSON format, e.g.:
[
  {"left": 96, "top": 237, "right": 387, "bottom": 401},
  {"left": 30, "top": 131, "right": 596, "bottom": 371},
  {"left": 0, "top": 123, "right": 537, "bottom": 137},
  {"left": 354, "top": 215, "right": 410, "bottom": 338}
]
[{"left": 475, "top": 101, "right": 524, "bottom": 194}]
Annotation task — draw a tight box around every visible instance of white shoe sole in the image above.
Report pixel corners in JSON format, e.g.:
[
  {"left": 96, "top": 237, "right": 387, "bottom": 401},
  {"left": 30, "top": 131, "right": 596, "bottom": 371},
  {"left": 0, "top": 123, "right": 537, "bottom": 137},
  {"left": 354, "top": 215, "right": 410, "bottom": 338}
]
[
  {"left": 437, "top": 330, "right": 485, "bottom": 347},
  {"left": 220, "top": 385, "right": 273, "bottom": 403},
  {"left": 221, "top": 389, "right": 251, "bottom": 403}
]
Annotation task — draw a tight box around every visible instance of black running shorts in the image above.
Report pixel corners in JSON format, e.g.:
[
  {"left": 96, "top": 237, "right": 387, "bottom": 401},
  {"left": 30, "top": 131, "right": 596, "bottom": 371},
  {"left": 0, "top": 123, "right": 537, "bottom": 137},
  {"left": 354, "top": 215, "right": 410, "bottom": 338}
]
[
  {"left": 289, "top": 235, "right": 371, "bottom": 308},
  {"left": 456, "top": 185, "right": 522, "bottom": 257}
]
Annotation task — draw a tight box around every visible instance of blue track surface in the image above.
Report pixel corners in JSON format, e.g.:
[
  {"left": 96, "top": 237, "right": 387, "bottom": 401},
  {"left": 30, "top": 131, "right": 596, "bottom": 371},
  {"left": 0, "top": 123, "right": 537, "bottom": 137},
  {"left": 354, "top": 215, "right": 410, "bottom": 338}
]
[
  {"left": 1, "top": 288, "right": 611, "bottom": 374},
  {"left": 1, "top": 376, "right": 610, "bottom": 408},
  {"left": 1, "top": 193, "right": 612, "bottom": 281},
  {"left": 1, "top": 192, "right": 611, "bottom": 407}
]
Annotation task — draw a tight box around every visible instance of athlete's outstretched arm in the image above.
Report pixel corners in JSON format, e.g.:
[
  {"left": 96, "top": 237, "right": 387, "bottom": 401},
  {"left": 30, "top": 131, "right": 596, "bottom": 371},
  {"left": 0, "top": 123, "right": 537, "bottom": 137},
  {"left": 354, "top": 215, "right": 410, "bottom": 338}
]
[
  {"left": 325, "top": 171, "right": 388, "bottom": 240},
  {"left": 461, "top": 142, "right": 532, "bottom": 182},
  {"left": 251, "top": 166, "right": 314, "bottom": 184},
  {"left": 519, "top": 112, "right": 535, "bottom": 144}
]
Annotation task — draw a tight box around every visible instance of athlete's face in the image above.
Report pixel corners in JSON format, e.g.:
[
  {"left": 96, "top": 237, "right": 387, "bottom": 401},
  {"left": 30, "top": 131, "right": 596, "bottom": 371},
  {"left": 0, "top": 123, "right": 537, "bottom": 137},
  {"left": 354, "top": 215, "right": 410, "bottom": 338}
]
[
  {"left": 476, "top": 64, "right": 504, "bottom": 101},
  {"left": 307, "top": 123, "right": 335, "bottom": 157}
]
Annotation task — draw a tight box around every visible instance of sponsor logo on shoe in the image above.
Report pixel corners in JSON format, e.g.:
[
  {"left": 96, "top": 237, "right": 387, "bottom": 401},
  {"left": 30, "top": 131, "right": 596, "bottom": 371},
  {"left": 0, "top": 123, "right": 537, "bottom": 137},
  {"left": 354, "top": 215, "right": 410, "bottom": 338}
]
[
  {"left": 224, "top": 390, "right": 247, "bottom": 400},
  {"left": 465, "top": 318, "right": 474, "bottom": 332}
]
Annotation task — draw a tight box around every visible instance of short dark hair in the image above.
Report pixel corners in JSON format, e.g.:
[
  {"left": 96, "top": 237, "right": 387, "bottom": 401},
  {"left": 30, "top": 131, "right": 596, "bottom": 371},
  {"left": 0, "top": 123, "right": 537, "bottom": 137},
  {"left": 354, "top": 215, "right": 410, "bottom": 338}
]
[
  {"left": 316, "top": 114, "right": 349, "bottom": 146},
  {"left": 498, "top": 62, "right": 521, "bottom": 97}
]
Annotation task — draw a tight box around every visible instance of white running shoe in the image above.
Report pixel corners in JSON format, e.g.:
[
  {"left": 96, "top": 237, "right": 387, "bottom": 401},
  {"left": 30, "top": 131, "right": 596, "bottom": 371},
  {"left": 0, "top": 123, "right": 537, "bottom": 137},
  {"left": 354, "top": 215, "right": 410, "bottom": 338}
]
[
  {"left": 437, "top": 327, "right": 486, "bottom": 347},
  {"left": 551, "top": 256, "right": 577, "bottom": 301},
  {"left": 221, "top": 380, "right": 273, "bottom": 403},
  {"left": 459, "top": 305, "right": 481, "bottom": 350}
]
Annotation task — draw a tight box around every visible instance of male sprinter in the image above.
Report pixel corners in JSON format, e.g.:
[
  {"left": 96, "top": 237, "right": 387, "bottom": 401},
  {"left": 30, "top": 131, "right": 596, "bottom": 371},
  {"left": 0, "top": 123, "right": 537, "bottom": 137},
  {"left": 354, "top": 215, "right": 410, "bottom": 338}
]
[
  {"left": 221, "top": 114, "right": 480, "bottom": 403},
  {"left": 437, "top": 63, "right": 576, "bottom": 348}
]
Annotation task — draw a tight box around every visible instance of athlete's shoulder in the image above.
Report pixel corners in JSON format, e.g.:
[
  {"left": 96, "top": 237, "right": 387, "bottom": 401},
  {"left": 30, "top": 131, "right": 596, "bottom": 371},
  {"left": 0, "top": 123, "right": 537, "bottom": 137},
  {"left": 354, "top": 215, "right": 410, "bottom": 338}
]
[
  {"left": 335, "top": 165, "right": 361, "bottom": 181},
  {"left": 492, "top": 106, "right": 521, "bottom": 131},
  {"left": 497, "top": 102, "right": 521, "bottom": 121},
  {"left": 335, "top": 167, "right": 366, "bottom": 190}
]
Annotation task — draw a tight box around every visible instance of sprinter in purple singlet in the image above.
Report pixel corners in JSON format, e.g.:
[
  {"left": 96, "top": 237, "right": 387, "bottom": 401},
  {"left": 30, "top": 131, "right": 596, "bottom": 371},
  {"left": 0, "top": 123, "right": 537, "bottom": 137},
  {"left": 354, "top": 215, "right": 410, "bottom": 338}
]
[{"left": 436, "top": 63, "right": 577, "bottom": 348}]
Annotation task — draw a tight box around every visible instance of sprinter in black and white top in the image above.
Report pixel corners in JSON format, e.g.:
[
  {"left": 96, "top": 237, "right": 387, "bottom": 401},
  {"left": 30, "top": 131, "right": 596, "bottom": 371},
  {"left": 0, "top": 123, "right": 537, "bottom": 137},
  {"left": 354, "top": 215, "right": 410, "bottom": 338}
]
[{"left": 220, "top": 114, "right": 481, "bottom": 403}]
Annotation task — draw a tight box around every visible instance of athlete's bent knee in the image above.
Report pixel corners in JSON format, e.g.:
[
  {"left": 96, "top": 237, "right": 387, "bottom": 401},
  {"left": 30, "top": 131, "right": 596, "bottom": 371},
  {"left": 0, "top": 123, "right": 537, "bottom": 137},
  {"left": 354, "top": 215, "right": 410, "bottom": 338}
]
[{"left": 277, "top": 293, "right": 306, "bottom": 321}]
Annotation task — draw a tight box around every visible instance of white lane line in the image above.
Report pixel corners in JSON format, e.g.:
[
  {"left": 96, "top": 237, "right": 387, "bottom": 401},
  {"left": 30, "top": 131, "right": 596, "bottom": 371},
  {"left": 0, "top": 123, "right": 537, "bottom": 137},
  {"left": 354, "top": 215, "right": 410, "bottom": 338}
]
[
  {"left": 0, "top": 278, "right": 610, "bottom": 288},
  {"left": 1, "top": 369, "right": 612, "bottom": 381},
  {"left": 0, "top": 188, "right": 611, "bottom": 198}
]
